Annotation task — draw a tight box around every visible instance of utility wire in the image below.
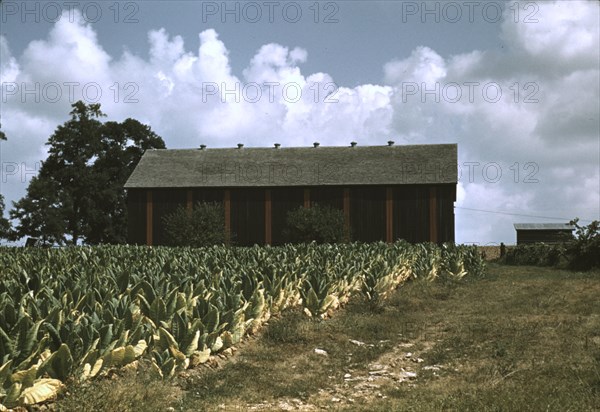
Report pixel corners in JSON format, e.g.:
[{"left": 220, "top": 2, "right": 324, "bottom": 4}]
[{"left": 454, "top": 206, "right": 596, "bottom": 223}]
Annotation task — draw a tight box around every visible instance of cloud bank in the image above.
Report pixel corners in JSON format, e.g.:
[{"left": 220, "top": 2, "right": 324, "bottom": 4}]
[{"left": 1, "top": 1, "right": 598, "bottom": 244}]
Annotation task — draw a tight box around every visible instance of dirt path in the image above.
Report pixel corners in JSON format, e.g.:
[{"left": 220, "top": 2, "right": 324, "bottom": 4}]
[{"left": 241, "top": 326, "right": 453, "bottom": 410}]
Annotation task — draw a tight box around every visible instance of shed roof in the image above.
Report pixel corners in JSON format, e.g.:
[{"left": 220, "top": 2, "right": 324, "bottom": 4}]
[
  {"left": 513, "top": 223, "right": 574, "bottom": 231},
  {"left": 124, "top": 143, "right": 457, "bottom": 188}
]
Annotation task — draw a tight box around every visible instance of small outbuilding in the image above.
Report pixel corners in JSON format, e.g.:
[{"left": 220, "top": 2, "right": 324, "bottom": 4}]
[
  {"left": 514, "top": 223, "right": 574, "bottom": 245},
  {"left": 124, "top": 143, "right": 458, "bottom": 246}
]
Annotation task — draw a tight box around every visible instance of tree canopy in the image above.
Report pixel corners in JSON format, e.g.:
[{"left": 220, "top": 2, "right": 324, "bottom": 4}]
[{"left": 10, "top": 101, "right": 166, "bottom": 244}]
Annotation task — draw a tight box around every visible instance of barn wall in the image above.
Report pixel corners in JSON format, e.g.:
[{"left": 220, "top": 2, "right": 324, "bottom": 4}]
[
  {"left": 350, "top": 186, "right": 387, "bottom": 242},
  {"left": 126, "top": 189, "right": 147, "bottom": 245},
  {"left": 435, "top": 184, "right": 456, "bottom": 244},
  {"left": 152, "top": 189, "right": 187, "bottom": 246},
  {"left": 130, "top": 183, "right": 456, "bottom": 246},
  {"left": 516, "top": 230, "right": 573, "bottom": 244},
  {"left": 192, "top": 188, "right": 224, "bottom": 205},
  {"left": 311, "top": 187, "right": 344, "bottom": 210},
  {"left": 392, "top": 185, "right": 430, "bottom": 243},
  {"left": 389, "top": 184, "right": 455, "bottom": 244},
  {"left": 271, "top": 187, "right": 304, "bottom": 245},
  {"left": 230, "top": 188, "right": 265, "bottom": 246}
]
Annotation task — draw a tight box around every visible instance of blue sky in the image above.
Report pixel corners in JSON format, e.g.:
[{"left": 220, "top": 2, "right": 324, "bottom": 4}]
[
  {"left": 1, "top": 1, "right": 506, "bottom": 85},
  {"left": 1, "top": 0, "right": 599, "bottom": 244}
]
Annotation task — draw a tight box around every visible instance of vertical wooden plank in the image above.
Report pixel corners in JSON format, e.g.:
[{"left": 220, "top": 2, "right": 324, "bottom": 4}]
[
  {"left": 386, "top": 187, "right": 393, "bottom": 243},
  {"left": 146, "top": 190, "right": 153, "bottom": 246},
  {"left": 303, "top": 188, "right": 310, "bottom": 208},
  {"left": 265, "top": 189, "right": 272, "bottom": 245},
  {"left": 186, "top": 189, "right": 193, "bottom": 214},
  {"left": 429, "top": 186, "right": 438, "bottom": 244},
  {"left": 224, "top": 190, "right": 231, "bottom": 243},
  {"left": 451, "top": 184, "right": 456, "bottom": 243},
  {"left": 343, "top": 188, "right": 350, "bottom": 234}
]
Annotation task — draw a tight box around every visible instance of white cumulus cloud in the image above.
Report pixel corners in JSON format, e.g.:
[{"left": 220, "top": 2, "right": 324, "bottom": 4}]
[{"left": 1, "top": 1, "right": 598, "bottom": 245}]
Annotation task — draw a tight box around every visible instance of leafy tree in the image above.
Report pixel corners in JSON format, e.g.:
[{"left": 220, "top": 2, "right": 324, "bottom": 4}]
[
  {"left": 0, "top": 196, "right": 10, "bottom": 240},
  {"left": 85, "top": 118, "right": 165, "bottom": 244},
  {"left": 284, "top": 204, "right": 349, "bottom": 244},
  {"left": 566, "top": 218, "right": 600, "bottom": 270},
  {"left": 163, "top": 202, "right": 226, "bottom": 247},
  {"left": 10, "top": 101, "right": 165, "bottom": 244},
  {"left": 0, "top": 131, "right": 11, "bottom": 239}
]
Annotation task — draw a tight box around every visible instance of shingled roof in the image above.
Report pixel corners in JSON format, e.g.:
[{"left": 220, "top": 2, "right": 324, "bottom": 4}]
[
  {"left": 124, "top": 143, "right": 457, "bottom": 188},
  {"left": 514, "top": 223, "right": 574, "bottom": 230}
]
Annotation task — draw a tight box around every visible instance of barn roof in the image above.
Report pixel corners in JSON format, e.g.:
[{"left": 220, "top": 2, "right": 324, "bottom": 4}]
[
  {"left": 124, "top": 143, "right": 457, "bottom": 188},
  {"left": 513, "top": 223, "right": 574, "bottom": 231}
]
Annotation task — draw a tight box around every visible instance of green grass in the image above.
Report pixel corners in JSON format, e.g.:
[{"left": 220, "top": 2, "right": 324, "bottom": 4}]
[{"left": 56, "top": 264, "right": 600, "bottom": 411}]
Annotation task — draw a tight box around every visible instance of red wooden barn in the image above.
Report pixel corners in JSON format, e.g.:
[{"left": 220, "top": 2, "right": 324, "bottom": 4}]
[{"left": 124, "top": 142, "right": 458, "bottom": 246}]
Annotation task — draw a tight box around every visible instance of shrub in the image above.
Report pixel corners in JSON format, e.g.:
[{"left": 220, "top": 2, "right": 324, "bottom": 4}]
[
  {"left": 162, "top": 201, "right": 225, "bottom": 247},
  {"left": 566, "top": 219, "right": 600, "bottom": 270},
  {"left": 503, "top": 243, "right": 567, "bottom": 267},
  {"left": 502, "top": 219, "right": 600, "bottom": 270},
  {"left": 284, "top": 204, "right": 348, "bottom": 244}
]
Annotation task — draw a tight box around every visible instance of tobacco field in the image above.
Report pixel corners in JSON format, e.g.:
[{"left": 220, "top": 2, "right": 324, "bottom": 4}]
[{"left": 0, "top": 242, "right": 485, "bottom": 408}]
